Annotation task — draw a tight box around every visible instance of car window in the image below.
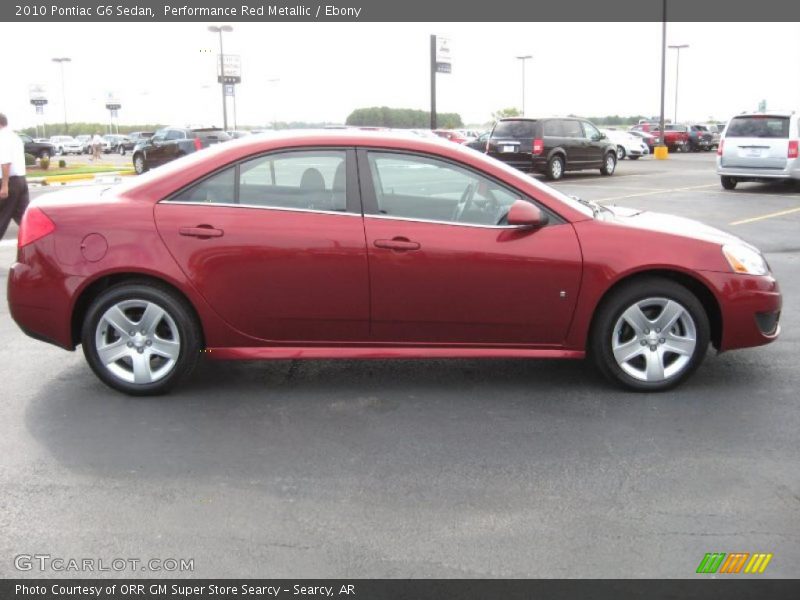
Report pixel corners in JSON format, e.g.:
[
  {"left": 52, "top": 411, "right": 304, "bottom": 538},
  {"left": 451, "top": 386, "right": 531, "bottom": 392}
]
[
  {"left": 582, "top": 122, "right": 601, "bottom": 140},
  {"left": 171, "top": 167, "right": 236, "bottom": 204},
  {"left": 492, "top": 120, "right": 537, "bottom": 138},
  {"left": 238, "top": 150, "right": 347, "bottom": 212},
  {"left": 166, "top": 130, "right": 185, "bottom": 141},
  {"left": 561, "top": 120, "right": 583, "bottom": 138},
  {"left": 725, "top": 116, "right": 790, "bottom": 139},
  {"left": 366, "top": 152, "right": 522, "bottom": 227},
  {"left": 543, "top": 120, "right": 563, "bottom": 137},
  {"left": 20, "top": 134, "right": 32, "bottom": 143}
]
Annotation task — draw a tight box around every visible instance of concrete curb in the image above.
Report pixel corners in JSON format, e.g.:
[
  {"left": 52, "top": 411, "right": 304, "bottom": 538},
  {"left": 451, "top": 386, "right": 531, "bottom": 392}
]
[{"left": 28, "top": 170, "right": 135, "bottom": 185}]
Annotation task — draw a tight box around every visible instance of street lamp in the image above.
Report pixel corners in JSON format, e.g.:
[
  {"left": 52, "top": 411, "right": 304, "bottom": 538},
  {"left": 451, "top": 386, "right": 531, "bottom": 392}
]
[
  {"left": 668, "top": 44, "right": 689, "bottom": 124},
  {"left": 52, "top": 57, "right": 71, "bottom": 134},
  {"left": 208, "top": 25, "right": 233, "bottom": 130},
  {"left": 515, "top": 55, "right": 532, "bottom": 116}
]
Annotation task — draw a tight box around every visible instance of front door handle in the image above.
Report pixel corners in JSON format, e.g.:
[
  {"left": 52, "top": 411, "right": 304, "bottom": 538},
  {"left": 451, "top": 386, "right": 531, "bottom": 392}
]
[
  {"left": 179, "top": 225, "right": 224, "bottom": 238},
  {"left": 374, "top": 238, "right": 421, "bottom": 251}
]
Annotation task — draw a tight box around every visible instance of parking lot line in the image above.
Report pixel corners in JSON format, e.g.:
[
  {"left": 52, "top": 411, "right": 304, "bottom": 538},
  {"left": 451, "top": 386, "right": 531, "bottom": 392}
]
[
  {"left": 595, "top": 184, "right": 719, "bottom": 203},
  {"left": 729, "top": 206, "right": 800, "bottom": 226}
]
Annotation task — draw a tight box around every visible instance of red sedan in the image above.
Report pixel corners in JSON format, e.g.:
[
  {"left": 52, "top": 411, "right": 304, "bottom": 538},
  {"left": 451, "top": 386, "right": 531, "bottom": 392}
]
[{"left": 8, "top": 131, "right": 781, "bottom": 395}]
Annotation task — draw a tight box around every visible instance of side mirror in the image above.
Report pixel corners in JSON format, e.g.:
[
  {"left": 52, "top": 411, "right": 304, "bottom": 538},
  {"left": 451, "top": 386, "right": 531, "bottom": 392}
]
[{"left": 507, "top": 200, "right": 549, "bottom": 228}]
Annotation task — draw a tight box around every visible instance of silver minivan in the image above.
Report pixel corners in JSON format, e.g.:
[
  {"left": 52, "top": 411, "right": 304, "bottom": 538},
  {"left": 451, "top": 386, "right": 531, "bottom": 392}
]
[{"left": 716, "top": 111, "right": 800, "bottom": 189}]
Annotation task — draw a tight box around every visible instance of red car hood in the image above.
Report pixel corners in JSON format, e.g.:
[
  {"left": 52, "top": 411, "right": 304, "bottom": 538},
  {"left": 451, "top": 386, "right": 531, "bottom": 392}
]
[{"left": 606, "top": 206, "right": 754, "bottom": 249}]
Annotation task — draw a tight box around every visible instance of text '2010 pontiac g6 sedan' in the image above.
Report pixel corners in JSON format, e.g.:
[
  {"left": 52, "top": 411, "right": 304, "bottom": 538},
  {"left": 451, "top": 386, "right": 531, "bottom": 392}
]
[{"left": 8, "top": 131, "right": 781, "bottom": 395}]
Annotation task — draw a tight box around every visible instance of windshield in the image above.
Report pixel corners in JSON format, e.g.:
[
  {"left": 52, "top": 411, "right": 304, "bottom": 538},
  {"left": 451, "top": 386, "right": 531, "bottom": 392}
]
[{"left": 725, "top": 116, "right": 790, "bottom": 138}]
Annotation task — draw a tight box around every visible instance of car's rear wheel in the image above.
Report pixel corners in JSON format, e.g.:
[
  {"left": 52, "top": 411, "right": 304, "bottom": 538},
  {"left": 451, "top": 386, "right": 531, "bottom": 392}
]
[
  {"left": 600, "top": 152, "right": 616, "bottom": 176},
  {"left": 591, "top": 277, "right": 710, "bottom": 391},
  {"left": 81, "top": 282, "right": 201, "bottom": 396},
  {"left": 133, "top": 154, "right": 148, "bottom": 174},
  {"left": 616, "top": 145, "right": 626, "bottom": 160},
  {"left": 721, "top": 176, "right": 737, "bottom": 190},
  {"left": 546, "top": 155, "right": 564, "bottom": 180}
]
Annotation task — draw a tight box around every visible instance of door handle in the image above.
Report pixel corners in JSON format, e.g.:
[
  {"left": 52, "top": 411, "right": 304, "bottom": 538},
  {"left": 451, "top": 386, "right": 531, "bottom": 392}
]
[
  {"left": 179, "top": 225, "right": 224, "bottom": 238},
  {"left": 374, "top": 238, "right": 421, "bottom": 251}
]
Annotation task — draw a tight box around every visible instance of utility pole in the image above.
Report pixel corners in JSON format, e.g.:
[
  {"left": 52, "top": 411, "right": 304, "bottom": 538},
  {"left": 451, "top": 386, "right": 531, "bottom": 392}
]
[
  {"left": 657, "top": 0, "right": 667, "bottom": 158},
  {"left": 52, "top": 57, "right": 71, "bottom": 134},
  {"left": 669, "top": 44, "right": 689, "bottom": 123},
  {"left": 430, "top": 34, "right": 437, "bottom": 130},
  {"left": 516, "top": 55, "right": 532, "bottom": 116},
  {"left": 209, "top": 25, "right": 233, "bottom": 131}
]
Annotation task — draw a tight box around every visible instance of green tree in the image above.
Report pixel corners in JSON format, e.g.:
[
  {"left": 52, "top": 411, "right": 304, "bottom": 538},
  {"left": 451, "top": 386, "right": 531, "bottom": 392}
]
[{"left": 491, "top": 107, "right": 522, "bottom": 120}]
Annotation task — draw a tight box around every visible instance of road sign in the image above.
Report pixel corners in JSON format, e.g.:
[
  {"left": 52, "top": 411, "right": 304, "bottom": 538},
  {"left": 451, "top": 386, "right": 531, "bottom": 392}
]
[{"left": 217, "top": 54, "right": 242, "bottom": 84}]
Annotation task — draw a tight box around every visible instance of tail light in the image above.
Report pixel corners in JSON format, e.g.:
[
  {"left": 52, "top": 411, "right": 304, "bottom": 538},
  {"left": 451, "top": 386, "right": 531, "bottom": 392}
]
[
  {"left": 788, "top": 140, "right": 798, "bottom": 159},
  {"left": 18, "top": 207, "right": 56, "bottom": 248},
  {"left": 193, "top": 137, "right": 203, "bottom": 151},
  {"left": 717, "top": 139, "right": 724, "bottom": 156},
  {"left": 532, "top": 139, "right": 544, "bottom": 155}
]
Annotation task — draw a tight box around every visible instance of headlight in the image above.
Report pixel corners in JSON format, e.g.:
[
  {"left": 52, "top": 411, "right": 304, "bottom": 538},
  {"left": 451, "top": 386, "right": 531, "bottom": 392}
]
[{"left": 722, "top": 244, "right": 769, "bottom": 275}]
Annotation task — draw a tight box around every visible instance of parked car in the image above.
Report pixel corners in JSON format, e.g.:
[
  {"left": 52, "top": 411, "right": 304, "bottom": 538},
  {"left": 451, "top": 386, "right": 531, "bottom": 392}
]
[
  {"left": 716, "top": 111, "right": 800, "bottom": 190},
  {"left": 627, "top": 129, "right": 658, "bottom": 152},
  {"left": 49, "top": 135, "right": 83, "bottom": 155},
  {"left": 121, "top": 131, "right": 155, "bottom": 153},
  {"left": 226, "top": 130, "right": 251, "bottom": 139},
  {"left": 102, "top": 134, "right": 128, "bottom": 154},
  {"left": 487, "top": 117, "right": 618, "bottom": 180},
  {"left": 464, "top": 131, "right": 490, "bottom": 151},
  {"left": 132, "top": 127, "right": 231, "bottom": 174},
  {"left": 18, "top": 133, "right": 55, "bottom": 159},
  {"left": 8, "top": 131, "right": 781, "bottom": 395},
  {"left": 700, "top": 123, "right": 722, "bottom": 148},
  {"left": 600, "top": 129, "right": 650, "bottom": 160},
  {"left": 433, "top": 129, "right": 469, "bottom": 144},
  {"left": 630, "top": 123, "right": 689, "bottom": 152},
  {"left": 685, "top": 124, "right": 714, "bottom": 152},
  {"left": 75, "top": 135, "right": 92, "bottom": 154}
]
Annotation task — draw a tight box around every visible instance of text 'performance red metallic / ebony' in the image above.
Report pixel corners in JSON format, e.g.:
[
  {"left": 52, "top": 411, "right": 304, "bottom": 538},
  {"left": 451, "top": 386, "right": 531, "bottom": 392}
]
[{"left": 8, "top": 132, "right": 781, "bottom": 395}]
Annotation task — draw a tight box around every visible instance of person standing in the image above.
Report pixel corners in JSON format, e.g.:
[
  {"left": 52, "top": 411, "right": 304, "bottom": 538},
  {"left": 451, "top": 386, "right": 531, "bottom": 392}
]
[
  {"left": 0, "top": 113, "right": 30, "bottom": 240},
  {"left": 91, "top": 132, "right": 104, "bottom": 161}
]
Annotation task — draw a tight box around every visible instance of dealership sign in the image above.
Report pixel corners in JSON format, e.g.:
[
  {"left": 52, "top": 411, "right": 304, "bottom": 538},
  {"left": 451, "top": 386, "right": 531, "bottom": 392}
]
[
  {"left": 435, "top": 36, "right": 451, "bottom": 73},
  {"left": 217, "top": 54, "right": 242, "bottom": 84},
  {"left": 29, "top": 84, "right": 48, "bottom": 106}
]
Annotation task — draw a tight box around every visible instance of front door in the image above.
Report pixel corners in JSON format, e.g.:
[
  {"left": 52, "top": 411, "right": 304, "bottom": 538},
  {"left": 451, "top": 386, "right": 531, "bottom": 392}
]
[
  {"left": 359, "top": 149, "right": 583, "bottom": 345},
  {"left": 154, "top": 148, "right": 370, "bottom": 343}
]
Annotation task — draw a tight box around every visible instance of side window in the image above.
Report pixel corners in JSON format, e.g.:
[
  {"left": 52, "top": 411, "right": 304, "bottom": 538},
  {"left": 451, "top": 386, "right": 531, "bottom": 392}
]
[
  {"left": 543, "top": 120, "right": 563, "bottom": 137},
  {"left": 166, "top": 130, "right": 184, "bottom": 141},
  {"left": 367, "top": 152, "right": 521, "bottom": 227},
  {"left": 171, "top": 167, "right": 235, "bottom": 204},
  {"left": 582, "top": 122, "right": 601, "bottom": 140},
  {"left": 239, "top": 150, "right": 347, "bottom": 211},
  {"left": 561, "top": 120, "right": 584, "bottom": 138}
]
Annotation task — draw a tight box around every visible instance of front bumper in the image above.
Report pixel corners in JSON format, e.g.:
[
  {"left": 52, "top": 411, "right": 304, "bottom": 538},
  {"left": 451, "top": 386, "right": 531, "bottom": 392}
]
[{"left": 700, "top": 270, "right": 782, "bottom": 351}]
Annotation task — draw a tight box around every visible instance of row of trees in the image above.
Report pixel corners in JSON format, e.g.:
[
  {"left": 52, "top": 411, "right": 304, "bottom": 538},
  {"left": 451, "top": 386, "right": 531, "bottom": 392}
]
[
  {"left": 346, "top": 107, "right": 463, "bottom": 129},
  {"left": 21, "top": 123, "right": 167, "bottom": 137}
]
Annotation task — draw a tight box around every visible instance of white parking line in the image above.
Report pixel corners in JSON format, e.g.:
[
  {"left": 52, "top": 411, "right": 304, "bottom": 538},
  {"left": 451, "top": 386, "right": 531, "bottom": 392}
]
[{"left": 0, "top": 239, "right": 16, "bottom": 247}]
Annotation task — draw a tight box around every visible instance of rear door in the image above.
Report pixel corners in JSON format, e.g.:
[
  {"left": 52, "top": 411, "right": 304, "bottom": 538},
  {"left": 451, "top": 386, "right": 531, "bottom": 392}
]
[
  {"left": 487, "top": 119, "right": 538, "bottom": 169},
  {"left": 154, "top": 148, "right": 370, "bottom": 343},
  {"left": 721, "top": 115, "right": 791, "bottom": 169}
]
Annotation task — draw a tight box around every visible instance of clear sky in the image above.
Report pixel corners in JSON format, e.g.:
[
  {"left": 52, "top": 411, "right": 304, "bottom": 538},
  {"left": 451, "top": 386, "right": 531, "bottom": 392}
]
[{"left": 2, "top": 21, "right": 799, "bottom": 130}]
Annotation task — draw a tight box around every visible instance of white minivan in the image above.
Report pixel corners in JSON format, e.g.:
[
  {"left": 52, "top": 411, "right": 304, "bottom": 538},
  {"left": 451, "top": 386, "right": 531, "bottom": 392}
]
[{"left": 717, "top": 111, "right": 800, "bottom": 189}]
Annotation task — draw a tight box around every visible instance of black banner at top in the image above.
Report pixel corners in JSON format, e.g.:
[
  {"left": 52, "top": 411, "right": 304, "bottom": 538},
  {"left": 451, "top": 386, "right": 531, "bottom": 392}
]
[{"left": 4, "top": 0, "right": 800, "bottom": 22}]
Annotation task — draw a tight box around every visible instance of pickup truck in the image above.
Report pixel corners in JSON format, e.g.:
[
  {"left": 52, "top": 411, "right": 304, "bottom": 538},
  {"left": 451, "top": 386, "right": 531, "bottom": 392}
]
[
  {"left": 630, "top": 122, "right": 689, "bottom": 152},
  {"left": 132, "top": 127, "right": 231, "bottom": 174}
]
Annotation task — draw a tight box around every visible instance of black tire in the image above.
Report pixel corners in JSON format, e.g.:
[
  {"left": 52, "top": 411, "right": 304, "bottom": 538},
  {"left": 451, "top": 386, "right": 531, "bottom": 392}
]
[
  {"left": 81, "top": 281, "right": 201, "bottom": 396},
  {"left": 600, "top": 152, "right": 616, "bottom": 176},
  {"left": 616, "top": 145, "right": 626, "bottom": 160},
  {"left": 721, "top": 176, "right": 737, "bottom": 190},
  {"left": 590, "top": 277, "right": 710, "bottom": 392},
  {"left": 133, "top": 153, "right": 148, "bottom": 175},
  {"left": 546, "top": 155, "right": 565, "bottom": 180}
]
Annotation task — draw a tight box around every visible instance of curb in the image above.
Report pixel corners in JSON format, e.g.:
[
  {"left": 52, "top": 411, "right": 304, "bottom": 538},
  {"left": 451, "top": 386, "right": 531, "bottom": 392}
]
[{"left": 29, "top": 170, "right": 135, "bottom": 185}]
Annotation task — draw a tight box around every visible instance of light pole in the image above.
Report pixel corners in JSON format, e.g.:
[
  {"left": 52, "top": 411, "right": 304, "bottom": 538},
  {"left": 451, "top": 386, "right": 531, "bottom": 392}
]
[
  {"left": 52, "top": 57, "right": 71, "bottom": 134},
  {"left": 656, "top": 0, "right": 667, "bottom": 158},
  {"left": 515, "top": 55, "right": 532, "bottom": 116},
  {"left": 668, "top": 44, "right": 689, "bottom": 124},
  {"left": 208, "top": 25, "right": 233, "bottom": 131}
]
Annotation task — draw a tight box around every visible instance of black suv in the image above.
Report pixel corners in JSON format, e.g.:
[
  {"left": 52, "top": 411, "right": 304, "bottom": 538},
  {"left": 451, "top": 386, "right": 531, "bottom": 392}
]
[
  {"left": 132, "top": 127, "right": 230, "bottom": 174},
  {"left": 18, "top": 133, "right": 55, "bottom": 159},
  {"left": 487, "top": 117, "right": 617, "bottom": 180}
]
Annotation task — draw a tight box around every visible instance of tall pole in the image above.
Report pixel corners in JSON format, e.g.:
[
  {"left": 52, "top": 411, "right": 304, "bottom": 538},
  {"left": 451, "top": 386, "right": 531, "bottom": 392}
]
[
  {"left": 516, "top": 55, "right": 532, "bottom": 116},
  {"left": 669, "top": 44, "right": 689, "bottom": 124},
  {"left": 218, "top": 30, "right": 227, "bottom": 131},
  {"left": 52, "top": 57, "right": 71, "bottom": 135},
  {"left": 430, "top": 34, "right": 437, "bottom": 130},
  {"left": 232, "top": 87, "right": 237, "bottom": 130},
  {"left": 658, "top": 0, "right": 667, "bottom": 150}
]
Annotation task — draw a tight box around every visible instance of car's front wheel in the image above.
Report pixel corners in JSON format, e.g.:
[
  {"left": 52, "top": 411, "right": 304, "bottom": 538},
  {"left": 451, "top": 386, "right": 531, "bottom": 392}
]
[
  {"left": 721, "top": 176, "right": 737, "bottom": 190},
  {"left": 81, "top": 281, "right": 201, "bottom": 395},
  {"left": 600, "top": 152, "right": 617, "bottom": 176},
  {"left": 591, "top": 277, "right": 710, "bottom": 391},
  {"left": 133, "top": 153, "right": 148, "bottom": 174}
]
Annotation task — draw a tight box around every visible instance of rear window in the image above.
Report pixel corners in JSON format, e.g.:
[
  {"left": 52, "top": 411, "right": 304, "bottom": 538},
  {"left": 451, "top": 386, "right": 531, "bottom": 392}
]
[
  {"left": 725, "top": 116, "right": 790, "bottom": 139},
  {"left": 492, "top": 120, "right": 538, "bottom": 138},
  {"left": 194, "top": 130, "right": 231, "bottom": 143}
]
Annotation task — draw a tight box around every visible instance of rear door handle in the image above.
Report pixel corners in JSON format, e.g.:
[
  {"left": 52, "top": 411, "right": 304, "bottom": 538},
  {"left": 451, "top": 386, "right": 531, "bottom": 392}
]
[
  {"left": 374, "top": 238, "right": 421, "bottom": 251},
  {"left": 179, "top": 225, "right": 224, "bottom": 238}
]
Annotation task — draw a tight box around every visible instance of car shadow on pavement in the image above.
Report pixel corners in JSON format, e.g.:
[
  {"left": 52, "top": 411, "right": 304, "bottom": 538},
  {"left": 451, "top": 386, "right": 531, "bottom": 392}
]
[{"left": 23, "top": 352, "right": 777, "bottom": 483}]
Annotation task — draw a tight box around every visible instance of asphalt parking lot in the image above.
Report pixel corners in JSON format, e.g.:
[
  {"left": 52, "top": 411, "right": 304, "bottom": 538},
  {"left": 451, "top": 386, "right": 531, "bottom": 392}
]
[{"left": 1, "top": 152, "right": 798, "bottom": 578}]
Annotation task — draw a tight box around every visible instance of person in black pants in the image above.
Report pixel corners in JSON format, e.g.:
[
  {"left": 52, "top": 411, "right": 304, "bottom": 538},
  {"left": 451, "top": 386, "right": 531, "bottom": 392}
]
[{"left": 0, "top": 113, "right": 30, "bottom": 239}]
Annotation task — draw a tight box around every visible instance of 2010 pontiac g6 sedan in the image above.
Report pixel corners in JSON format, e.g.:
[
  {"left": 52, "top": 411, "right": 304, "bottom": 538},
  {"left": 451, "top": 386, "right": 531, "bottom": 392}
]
[{"left": 8, "top": 131, "right": 781, "bottom": 395}]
